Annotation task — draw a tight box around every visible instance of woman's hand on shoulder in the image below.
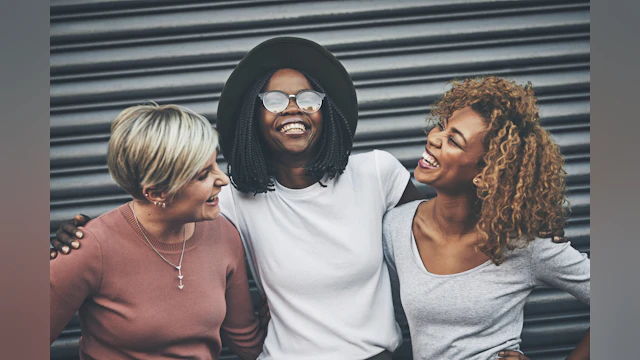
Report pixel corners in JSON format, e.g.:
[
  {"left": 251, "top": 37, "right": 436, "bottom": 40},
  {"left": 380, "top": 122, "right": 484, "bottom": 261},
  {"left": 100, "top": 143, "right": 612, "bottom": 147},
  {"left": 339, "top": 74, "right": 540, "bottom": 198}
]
[
  {"left": 259, "top": 295, "right": 270, "bottom": 331},
  {"left": 540, "top": 227, "right": 568, "bottom": 244},
  {"left": 497, "top": 350, "right": 529, "bottom": 359},
  {"left": 50, "top": 214, "right": 91, "bottom": 259}
]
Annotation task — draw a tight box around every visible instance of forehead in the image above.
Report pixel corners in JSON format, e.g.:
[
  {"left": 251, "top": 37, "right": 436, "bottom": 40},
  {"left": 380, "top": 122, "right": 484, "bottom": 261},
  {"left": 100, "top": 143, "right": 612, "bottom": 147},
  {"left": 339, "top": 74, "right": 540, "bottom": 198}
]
[
  {"left": 448, "top": 106, "right": 487, "bottom": 138},
  {"left": 200, "top": 150, "right": 218, "bottom": 167},
  {"left": 264, "top": 68, "right": 313, "bottom": 92}
]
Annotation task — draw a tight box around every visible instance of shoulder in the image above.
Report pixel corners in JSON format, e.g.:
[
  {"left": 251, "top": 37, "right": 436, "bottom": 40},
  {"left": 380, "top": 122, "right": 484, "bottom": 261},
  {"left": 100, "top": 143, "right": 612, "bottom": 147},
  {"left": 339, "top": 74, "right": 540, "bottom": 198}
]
[
  {"left": 383, "top": 200, "right": 425, "bottom": 234},
  {"left": 385, "top": 200, "right": 424, "bottom": 222},
  {"left": 348, "top": 150, "right": 400, "bottom": 167},
  {"left": 528, "top": 238, "right": 588, "bottom": 263},
  {"left": 348, "top": 150, "right": 405, "bottom": 177},
  {"left": 200, "top": 216, "right": 244, "bottom": 256},
  {"left": 83, "top": 204, "right": 129, "bottom": 234}
]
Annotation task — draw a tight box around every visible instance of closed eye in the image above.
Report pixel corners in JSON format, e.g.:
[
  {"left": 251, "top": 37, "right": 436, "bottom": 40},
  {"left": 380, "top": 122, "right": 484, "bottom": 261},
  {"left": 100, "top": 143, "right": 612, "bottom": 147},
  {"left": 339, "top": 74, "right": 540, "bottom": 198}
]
[{"left": 197, "top": 172, "right": 209, "bottom": 181}]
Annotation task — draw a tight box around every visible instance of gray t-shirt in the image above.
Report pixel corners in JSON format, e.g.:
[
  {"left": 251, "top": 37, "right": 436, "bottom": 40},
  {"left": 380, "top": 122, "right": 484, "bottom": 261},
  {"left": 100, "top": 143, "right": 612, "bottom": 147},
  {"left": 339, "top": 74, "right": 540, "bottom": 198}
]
[{"left": 382, "top": 200, "right": 590, "bottom": 360}]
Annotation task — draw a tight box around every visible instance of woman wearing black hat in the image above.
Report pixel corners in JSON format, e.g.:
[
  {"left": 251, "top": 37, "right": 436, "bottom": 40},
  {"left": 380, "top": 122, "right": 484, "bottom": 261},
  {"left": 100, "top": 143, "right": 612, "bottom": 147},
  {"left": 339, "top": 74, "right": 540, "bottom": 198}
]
[
  {"left": 51, "top": 37, "right": 566, "bottom": 360},
  {"left": 212, "top": 37, "right": 424, "bottom": 360}
]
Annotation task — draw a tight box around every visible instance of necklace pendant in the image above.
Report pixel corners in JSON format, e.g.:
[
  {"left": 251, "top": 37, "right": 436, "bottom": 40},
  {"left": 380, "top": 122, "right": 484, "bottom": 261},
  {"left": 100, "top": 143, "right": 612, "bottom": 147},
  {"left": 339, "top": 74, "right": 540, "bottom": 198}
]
[{"left": 178, "top": 284, "right": 184, "bottom": 289}]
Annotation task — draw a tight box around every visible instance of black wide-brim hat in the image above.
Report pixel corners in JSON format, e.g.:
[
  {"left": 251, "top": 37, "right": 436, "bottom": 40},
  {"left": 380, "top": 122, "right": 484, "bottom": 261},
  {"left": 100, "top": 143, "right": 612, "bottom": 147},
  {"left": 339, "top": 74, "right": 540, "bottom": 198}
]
[{"left": 216, "top": 36, "right": 358, "bottom": 159}]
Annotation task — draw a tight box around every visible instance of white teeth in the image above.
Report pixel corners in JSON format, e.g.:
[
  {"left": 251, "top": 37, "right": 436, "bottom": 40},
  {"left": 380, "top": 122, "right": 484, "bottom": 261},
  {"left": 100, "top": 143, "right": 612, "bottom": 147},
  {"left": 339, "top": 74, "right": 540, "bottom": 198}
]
[
  {"left": 207, "top": 195, "right": 217, "bottom": 202},
  {"left": 280, "top": 123, "right": 306, "bottom": 133},
  {"left": 421, "top": 151, "right": 440, "bottom": 168}
]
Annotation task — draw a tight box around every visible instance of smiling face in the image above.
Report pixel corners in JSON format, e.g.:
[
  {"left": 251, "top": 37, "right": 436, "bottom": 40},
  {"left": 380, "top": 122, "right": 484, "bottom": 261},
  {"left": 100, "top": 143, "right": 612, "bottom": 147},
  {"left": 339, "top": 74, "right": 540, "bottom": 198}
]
[
  {"left": 166, "top": 151, "right": 230, "bottom": 222},
  {"left": 258, "top": 68, "right": 324, "bottom": 162},
  {"left": 415, "top": 106, "right": 488, "bottom": 193}
]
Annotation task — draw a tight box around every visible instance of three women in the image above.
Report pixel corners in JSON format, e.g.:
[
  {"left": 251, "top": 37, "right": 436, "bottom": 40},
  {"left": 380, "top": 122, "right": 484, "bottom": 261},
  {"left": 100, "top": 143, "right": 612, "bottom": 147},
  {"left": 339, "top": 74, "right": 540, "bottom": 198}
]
[{"left": 51, "top": 38, "right": 582, "bottom": 359}]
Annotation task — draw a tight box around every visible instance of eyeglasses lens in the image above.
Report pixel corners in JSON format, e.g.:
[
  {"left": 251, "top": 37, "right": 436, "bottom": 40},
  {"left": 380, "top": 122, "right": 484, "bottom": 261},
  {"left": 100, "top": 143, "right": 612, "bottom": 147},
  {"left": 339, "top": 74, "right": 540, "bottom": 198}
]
[
  {"left": 297, "top": 91, "right": 322, "bottom": 113},
  {"left": 262, "top": 92, "right": 288, "bottom": 113}
]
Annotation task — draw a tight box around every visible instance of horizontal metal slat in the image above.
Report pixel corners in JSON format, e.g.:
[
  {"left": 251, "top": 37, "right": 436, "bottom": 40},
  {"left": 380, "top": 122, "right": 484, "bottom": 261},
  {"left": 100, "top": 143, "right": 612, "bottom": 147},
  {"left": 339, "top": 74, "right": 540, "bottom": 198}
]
[
  {"left": 51, "top": 1, "right": 585, "bottom": 46},
  {"left": 50, "top": 8, "right": 589, "bottom": 76},
  {"left": 50, "top": 40, "right": 589, "bottom": 107}
]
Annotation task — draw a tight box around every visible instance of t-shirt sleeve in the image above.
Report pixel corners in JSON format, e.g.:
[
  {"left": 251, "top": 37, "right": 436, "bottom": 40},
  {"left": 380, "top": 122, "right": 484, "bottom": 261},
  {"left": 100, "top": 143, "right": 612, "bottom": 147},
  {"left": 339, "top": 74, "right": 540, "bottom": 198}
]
[
  {"left": 218, "top": 185, "right": 237, "bottom": 225},
  {"left": 373, "top": 150, "right": 411, "bottom": 211},
  {"left": 530, "top": 240, "right": 590, "bottom": 305},
  {"left": 50, "top": 226, "right": 103, "bottom": 343},
  {"left": 220, "top": 226, "right": 265, "bottom": 360},
  {"left": 218, "top": 185, "right": 264, "bottom": 296}
]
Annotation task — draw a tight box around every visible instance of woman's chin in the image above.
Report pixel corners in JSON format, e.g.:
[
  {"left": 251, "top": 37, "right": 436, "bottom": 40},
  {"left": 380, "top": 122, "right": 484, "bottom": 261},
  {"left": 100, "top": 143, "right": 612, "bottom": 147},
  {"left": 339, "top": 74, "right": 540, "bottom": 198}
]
[{"left": 413, "top": 167, "right": 435, "bottom": 186}]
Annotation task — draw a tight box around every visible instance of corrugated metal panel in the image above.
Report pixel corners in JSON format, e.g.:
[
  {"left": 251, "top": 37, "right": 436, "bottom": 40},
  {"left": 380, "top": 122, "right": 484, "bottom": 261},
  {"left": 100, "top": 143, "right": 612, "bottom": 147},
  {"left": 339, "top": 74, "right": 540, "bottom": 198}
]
[{"left": 50, "top": 0, "right": 590, "bottom": 359}]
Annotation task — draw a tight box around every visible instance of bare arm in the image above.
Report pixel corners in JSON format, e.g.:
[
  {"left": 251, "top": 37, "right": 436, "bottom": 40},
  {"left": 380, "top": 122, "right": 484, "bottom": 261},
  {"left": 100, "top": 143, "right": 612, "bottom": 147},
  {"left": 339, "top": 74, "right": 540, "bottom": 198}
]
[
  {"left": 396, "top": 179, "right": 426, "bottom": 206},
  {"left": 566, "top": 328, "right": 590, "bottom": 360}
]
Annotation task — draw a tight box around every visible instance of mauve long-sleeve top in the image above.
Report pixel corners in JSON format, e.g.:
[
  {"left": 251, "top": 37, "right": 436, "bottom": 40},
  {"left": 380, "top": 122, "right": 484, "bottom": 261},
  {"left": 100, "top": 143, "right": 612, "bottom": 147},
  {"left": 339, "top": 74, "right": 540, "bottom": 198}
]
[{"left": 50, "top": 204, "right": 264, "bottom": 360}]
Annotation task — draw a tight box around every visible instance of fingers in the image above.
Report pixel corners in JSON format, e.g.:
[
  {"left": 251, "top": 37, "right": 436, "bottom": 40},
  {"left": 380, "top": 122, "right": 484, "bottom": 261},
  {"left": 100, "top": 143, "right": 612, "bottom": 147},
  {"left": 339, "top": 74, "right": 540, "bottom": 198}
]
[
  {"left": 553, "top": 235, "right": 569, "bottom": 243},
  {"left": 50, "top": 249, "right": 58, "bottom": 260},
  {"left": 51, "top": 238, "right": 71, "bottom": 254},
  {"left": 258, "top": 295, "right": 271, "bottom": 329},
  {"left": 62, "top": 222, "right": 83, "bottom": 242},
  {"left": 497, "top": 351, "right": 528, "bottom": 359},
  {"left": 74, "top": 214, "right": 91, "bottom": 226},
  {"left": 539, "top": 230, "right": 552, "bottom": 238}
]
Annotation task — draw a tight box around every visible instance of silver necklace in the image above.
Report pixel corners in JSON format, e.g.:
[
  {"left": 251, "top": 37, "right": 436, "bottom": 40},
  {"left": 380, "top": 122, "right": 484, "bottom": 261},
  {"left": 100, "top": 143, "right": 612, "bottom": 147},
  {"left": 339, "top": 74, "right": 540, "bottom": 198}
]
[{"left": 131, "top": 202, "right": 187, "bottom": 290}]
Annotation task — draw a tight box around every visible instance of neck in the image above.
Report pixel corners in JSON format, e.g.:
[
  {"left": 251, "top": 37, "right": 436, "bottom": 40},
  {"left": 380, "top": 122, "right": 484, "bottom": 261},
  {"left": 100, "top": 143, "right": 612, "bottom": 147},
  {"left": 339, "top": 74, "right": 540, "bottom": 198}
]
[
  {"left": 130, "top": 201, "right": 188, "bottom": 244},
  {"left": 272, "top": 157, "right": 319, "bottom": 189},
  {"left": 419, "top": 191, "right": 479, "bottom": 239}
]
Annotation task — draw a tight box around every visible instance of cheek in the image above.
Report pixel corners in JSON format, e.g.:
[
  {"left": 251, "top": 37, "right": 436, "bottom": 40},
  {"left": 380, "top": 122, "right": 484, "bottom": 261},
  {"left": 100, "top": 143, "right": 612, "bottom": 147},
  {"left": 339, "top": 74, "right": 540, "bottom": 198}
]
[{"left": 311, "top": 111, "right": 323, "bottom": 132}]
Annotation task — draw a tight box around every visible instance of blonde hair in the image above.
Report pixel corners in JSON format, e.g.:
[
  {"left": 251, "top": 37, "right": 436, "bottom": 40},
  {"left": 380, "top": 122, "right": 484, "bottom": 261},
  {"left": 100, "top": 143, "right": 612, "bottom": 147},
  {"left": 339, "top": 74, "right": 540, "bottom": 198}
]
[
  {"left": 107, "top": 103, "right": 219, "bottom": 200},
  {"left": 430, "top": 76, "right": 568, "bottom": 264}
]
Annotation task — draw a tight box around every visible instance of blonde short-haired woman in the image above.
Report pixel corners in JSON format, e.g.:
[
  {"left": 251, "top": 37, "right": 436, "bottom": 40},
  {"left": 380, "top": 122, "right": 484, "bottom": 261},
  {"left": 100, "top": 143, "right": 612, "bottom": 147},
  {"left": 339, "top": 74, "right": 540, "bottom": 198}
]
[{"left": 50, "top": 103, "right": 265, "bottom": 359}]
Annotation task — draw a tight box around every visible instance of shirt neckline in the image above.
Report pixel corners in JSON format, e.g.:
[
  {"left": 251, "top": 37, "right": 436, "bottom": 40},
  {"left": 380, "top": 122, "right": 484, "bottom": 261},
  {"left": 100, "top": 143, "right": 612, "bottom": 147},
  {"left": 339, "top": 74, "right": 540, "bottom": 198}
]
[
  {"left": 273, "top": 174, "right": 332, "bottom": 199},
  {"left": 120, "top": 203, "right": 204, "bottom": 253},
  {"left": 409, "top": 234, "right": 493, "bottom": 278}
]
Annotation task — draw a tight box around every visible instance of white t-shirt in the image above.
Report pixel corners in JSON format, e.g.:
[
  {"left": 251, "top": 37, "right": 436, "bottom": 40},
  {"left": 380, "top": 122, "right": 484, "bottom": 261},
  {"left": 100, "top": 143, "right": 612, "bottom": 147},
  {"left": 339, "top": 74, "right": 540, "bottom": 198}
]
[{"left": 219, "top": 150, "right": 410, "bottom": 360}]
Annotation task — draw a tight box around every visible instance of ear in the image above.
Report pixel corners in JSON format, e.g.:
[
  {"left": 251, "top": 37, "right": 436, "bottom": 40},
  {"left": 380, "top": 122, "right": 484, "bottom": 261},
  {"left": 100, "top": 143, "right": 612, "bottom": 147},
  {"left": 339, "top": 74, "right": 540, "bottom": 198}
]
[
  {"left": 472, "top": 174, "right": 483, "bottom": 187},
  {"left": 141, "top": 186, "right": 169, "bottom": 205}
]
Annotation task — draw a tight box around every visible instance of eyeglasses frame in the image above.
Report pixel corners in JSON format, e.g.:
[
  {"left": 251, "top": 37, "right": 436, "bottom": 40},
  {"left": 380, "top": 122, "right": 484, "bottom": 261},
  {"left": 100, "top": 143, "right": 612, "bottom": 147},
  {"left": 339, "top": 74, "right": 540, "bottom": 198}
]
[{"left": 257, "top": 90, "right": 326, "bottom": 114}]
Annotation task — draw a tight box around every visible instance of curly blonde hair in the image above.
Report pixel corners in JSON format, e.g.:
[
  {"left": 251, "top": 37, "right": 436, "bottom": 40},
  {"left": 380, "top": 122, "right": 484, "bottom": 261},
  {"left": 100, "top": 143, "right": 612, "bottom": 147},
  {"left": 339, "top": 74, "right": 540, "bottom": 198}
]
[{"left": 430, "top": 76, "right": 569, "bottom": 264}]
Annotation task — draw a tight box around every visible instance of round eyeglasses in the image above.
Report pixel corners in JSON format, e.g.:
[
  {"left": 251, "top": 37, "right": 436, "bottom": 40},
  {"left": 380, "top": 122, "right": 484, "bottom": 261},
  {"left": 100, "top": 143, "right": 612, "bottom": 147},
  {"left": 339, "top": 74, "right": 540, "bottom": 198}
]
[{"left": 258, "top": 90, "right": 325, "bottom": 114}]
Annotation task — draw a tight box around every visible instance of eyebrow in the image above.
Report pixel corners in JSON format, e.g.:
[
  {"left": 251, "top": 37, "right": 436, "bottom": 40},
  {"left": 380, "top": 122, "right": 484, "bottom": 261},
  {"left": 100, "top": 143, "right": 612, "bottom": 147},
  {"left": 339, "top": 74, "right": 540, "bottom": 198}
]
[
  {"left": 450, "top": 127, "right": 468, "bottom": 145},
  {"left": 197, "top": 165, "right": 213, "bottom": 175}
]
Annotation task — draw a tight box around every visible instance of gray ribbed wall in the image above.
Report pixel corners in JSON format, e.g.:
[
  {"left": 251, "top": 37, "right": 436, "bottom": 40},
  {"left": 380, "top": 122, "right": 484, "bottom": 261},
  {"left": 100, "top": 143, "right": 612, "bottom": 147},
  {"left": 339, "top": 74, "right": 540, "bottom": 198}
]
[{"left": 50, "top": 1, "right": 590, "bottom": 359}]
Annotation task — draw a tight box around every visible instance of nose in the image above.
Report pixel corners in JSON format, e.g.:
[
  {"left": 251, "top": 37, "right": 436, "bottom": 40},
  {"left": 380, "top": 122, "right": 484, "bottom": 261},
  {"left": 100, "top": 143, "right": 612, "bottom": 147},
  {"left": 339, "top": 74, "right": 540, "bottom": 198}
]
[
  {"left": 281, "top": 95, "right": 303, "bottom": 115},
  {"left": 213, "top": 169, "right": 230, "bottom": 188},
  {"left": 427, "top": 130, "right": 443, "bottom": 149}
]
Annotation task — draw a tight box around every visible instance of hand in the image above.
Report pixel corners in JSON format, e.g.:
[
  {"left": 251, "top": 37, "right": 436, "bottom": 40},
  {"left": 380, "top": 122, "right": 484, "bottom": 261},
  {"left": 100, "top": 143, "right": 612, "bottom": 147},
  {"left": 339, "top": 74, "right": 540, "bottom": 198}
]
[
  {"left": 497, "top": 350, "right": 529, "bottom": 359},
  {"left": 50, "top": 214, "right": 91, "bottom": 260},
  {"left": 540, "top": 227, "right": 568, "bottom": 244},
  {"left": 258, "top": 295, "right": 271, "bottom": 331}
]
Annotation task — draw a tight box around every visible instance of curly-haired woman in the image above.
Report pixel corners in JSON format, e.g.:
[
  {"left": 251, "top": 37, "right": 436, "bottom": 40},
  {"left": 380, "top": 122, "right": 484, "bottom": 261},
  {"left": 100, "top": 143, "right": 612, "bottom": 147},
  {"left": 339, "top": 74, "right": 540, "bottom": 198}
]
[{"left": 382, "top": 77, "right": 590, "bottom": 360}]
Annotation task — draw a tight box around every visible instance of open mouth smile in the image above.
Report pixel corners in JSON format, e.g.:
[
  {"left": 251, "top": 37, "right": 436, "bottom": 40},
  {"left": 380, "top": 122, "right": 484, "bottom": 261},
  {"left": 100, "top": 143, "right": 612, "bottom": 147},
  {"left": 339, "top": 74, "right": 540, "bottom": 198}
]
[
  {"left": 418, "top": 149, "right": 440, "bottom": 169},
  {"left": 276, "top": 118, "right": 310, "bottom": 135},
  {"left": 205, "top": 194, "right": 219, "bottom": 206}
]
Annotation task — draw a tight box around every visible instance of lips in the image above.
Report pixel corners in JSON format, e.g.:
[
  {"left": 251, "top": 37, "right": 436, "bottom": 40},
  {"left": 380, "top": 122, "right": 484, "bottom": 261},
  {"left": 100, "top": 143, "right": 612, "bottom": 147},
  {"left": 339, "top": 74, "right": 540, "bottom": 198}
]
[
  {"left": 205, "top": 194, "right": 219, "bottom": 206},
  {"left": 276, "top": 117, "right": 310, "bottom": 134},
  {"left": 418, "top": 148, "right": 440, "bottom": 169}
]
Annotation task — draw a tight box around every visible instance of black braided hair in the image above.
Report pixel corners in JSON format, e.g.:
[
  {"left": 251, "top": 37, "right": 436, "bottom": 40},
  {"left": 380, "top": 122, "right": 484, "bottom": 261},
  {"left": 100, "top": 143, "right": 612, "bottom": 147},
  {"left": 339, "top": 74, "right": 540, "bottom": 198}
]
[{"left": 227, "top": 69, "right": 354, "bottom": 194}]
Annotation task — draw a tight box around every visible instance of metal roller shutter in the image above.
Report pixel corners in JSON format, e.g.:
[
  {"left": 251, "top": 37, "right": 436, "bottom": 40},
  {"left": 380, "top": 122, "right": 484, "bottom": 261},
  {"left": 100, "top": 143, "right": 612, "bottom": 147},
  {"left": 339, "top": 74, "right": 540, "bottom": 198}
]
[{"left": 50, "top": 1, "right": 590, "bottom": 359}]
